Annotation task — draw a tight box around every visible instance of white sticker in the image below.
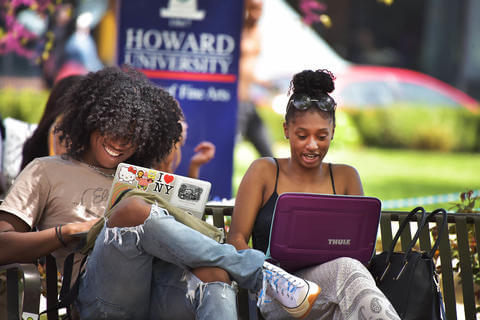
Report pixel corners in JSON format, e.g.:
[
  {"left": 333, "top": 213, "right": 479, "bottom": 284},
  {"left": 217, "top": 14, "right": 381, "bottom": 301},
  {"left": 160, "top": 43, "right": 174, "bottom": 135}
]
[{"left": 22, "top": 312, "right": 38, "bottom": 320}]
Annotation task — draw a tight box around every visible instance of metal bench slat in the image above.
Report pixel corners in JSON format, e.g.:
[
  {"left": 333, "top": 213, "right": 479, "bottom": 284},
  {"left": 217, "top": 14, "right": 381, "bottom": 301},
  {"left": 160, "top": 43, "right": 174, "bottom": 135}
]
[
  {"left": 455, "top": 216, "right": 476, "bottom": 319},
  {"left": 6, "top": 268, "right": 20, "bottom": 320},
  {"left": 418, "top": 216, "right": 432, "bottom": 253},
  {"left": 380, "top": 213, "right": 393, "bottom": 252},
  {"left": 474, "top": 217, "right": 480, "bottom": 317},
  {"left": 437, "top": 215, "right": 457, "bottom": 320},
  {"left": 212, "top": 210, "right": 226, "bottom": 229},
  {"left": 399, "top": 216, "right": 413, "bottom": 252}
]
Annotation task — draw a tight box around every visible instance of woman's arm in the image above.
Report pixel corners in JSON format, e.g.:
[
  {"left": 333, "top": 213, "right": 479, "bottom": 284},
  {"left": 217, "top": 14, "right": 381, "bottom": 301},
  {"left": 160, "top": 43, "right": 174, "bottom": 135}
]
[
  {"left": 0, "top": 212, "right": 98, "bottom": 265},
  {"left": 227, "top": 158, "right": 273, "bottom": 250}
]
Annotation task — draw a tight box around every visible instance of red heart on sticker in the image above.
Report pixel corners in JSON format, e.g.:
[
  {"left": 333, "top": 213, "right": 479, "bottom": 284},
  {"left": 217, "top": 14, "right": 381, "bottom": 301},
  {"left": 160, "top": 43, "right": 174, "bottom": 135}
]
[{"left": 164, "top": 174, "right": 174, "bottom": 184}]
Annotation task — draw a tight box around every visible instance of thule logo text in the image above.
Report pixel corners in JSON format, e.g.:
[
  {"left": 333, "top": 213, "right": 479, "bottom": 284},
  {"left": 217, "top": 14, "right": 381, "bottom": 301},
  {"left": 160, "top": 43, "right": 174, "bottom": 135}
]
[{"left": 328, "top": 239, "right": 351, "bottom": 245}]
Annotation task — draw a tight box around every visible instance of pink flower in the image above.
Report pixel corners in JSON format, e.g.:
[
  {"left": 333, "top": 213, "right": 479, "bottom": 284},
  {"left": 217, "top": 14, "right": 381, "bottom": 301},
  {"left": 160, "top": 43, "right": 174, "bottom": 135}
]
[
  {"left": 0, "top": 0, "right": 57, "bottom": 58},
  {"left": 299, "top": 0, "right": 327, "bottom": 26}
]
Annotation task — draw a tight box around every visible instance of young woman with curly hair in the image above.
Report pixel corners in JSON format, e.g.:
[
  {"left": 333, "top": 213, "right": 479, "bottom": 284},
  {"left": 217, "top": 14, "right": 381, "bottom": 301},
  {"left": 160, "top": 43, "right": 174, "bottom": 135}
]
[
  {"left": 0, "top": 66, "right": 321, "bottom": 319},
  {"left": 228, "top": 69, "right": 401, "bottom": 320}
]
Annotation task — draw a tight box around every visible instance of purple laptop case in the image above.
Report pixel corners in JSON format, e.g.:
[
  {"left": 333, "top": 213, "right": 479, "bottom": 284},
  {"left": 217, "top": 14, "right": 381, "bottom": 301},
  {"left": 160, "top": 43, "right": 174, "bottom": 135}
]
[{"left": 268, "top": 193, "right": 381, "bottom": 272}]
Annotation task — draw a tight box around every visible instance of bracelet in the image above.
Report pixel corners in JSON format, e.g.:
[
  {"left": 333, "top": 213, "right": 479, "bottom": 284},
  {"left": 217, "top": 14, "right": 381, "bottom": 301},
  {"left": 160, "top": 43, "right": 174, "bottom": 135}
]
[{"left": 55, "top": 225, "right": 67, "bottom": 247}]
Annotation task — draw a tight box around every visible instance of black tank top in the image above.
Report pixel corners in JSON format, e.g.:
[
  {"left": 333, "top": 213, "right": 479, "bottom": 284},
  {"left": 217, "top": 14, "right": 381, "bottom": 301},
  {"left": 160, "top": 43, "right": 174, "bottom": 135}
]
[{"left": 252, "top": 158, "right": 336, "bottom": 253}]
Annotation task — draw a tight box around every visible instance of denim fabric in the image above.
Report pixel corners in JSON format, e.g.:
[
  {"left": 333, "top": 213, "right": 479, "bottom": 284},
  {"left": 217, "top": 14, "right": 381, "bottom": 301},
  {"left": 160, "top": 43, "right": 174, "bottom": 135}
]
[
  {"left": 149, "top": 259, "right": 239, "bottom": 319},
  {"left": 76, "top": 204, "right": 265, "bottom": 319}
]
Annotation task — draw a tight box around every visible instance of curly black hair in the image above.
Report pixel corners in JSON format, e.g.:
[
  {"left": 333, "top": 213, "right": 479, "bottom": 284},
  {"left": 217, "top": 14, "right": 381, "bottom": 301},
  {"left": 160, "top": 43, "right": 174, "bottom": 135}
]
[
  {"left": 21, "top": 75, "right": 85, "bottom": 170},
  {"left": 285, "top": 69, "right": 336, "bottom": 125},
  {"left": 55, "top": 66, "right": 184, "bottom": 168}
]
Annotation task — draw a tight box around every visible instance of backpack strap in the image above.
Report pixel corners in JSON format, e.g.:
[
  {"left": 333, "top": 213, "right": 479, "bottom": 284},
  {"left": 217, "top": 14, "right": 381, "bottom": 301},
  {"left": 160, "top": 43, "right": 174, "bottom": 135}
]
[
  {"left": 45, "top": 254, "right": 59, "bottom": 320},
  {"left": 111, "top": 188, "right": 132, "bottom": 208},
  {"left": 40, "top": 252, "right": 88, "bottom": 318}
]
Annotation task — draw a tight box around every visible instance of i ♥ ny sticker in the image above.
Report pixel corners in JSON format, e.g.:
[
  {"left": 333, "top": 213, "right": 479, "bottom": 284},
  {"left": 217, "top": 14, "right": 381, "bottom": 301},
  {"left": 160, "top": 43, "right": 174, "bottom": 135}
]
[{"left": 163, "top": 174, "right": 174, "bottom": 184}]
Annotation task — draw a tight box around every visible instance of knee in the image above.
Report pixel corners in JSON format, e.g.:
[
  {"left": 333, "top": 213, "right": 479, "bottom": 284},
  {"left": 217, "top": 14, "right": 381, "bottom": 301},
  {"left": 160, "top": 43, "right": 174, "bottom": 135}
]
[
  {"left": 106, "top": 196, "right": 151, "bottom": 228},
  {"left": 336, "top": 257, "right": 366, "bottom": 270},
  {"left": 328, "top": 257, "right": 369, "bottom": 275},
  {"left": 334, "top": 257, "right": 373, "bottom": 280},
  {"left": 193, "top": 267, "right": 231, "bottom": 284}
]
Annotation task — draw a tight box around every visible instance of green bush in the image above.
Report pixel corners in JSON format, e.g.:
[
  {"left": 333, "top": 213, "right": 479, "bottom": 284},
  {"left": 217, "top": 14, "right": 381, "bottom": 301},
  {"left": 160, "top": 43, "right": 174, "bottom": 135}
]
[
  {"left": 331, "top": 110, "right": 363, "bottom": 149},
  {"left": 346, "top": 104, "right": 480, "bottom": 152},
  {"left": 257, "top": 107, "right": 285, "bottom": 143},
  {"left": 0, "top": 88, "right": 48, "bottom": 124}
]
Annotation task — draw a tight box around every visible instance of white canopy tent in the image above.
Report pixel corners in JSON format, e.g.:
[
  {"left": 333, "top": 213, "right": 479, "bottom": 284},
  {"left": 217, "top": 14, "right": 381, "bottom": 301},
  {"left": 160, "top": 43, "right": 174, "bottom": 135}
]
[{"left": 255, "top": 0, "right": 350, "bottom": 82}]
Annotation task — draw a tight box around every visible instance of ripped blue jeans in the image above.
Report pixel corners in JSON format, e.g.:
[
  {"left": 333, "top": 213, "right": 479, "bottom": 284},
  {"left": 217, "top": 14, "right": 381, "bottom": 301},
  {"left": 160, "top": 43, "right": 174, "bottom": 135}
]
[{"left": 75, "top": 204, "right": 265, "bottom": 319}]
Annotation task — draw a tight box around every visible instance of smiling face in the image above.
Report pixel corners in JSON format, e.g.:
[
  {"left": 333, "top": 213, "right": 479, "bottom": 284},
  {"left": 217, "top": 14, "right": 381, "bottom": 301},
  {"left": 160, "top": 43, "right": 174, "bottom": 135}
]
[
  {"left": 81, "top": 131, "right": 137, "bottom": 169},
  {"left": 283, "top": 110, "right": 335, "bottom": 168}
]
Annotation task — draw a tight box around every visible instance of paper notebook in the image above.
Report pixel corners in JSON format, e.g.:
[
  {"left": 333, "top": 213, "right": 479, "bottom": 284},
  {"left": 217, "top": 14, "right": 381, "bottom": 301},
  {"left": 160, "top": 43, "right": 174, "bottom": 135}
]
[
  {"left": 107, "top": 163, "right": 212, "bottom": 218},
  {"left": 267, "top": 193, "right": 381, "bottom": 272}
]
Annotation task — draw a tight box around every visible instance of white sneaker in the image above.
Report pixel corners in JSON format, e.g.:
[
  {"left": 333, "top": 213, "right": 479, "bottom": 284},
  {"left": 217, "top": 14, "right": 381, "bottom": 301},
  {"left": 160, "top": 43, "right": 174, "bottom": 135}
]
[{"left": 262, "top": 261, "right": 321, "bottom": 318}]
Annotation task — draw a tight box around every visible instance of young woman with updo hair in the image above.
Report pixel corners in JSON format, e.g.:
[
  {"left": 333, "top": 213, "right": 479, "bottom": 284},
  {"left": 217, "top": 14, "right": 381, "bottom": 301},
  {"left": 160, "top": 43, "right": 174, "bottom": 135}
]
[{"left": 228, "top": 69, "right": 400, "bottom": 319}]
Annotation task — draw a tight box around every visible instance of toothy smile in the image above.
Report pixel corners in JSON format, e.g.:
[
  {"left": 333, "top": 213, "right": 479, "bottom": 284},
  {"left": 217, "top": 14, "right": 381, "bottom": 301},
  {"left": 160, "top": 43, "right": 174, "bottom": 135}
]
[
  {"left": 303, "top": 153, "right": 319, "bottom": 159},
  {"left": 104, "top": 145, "right": 121, "bottom": 157}
]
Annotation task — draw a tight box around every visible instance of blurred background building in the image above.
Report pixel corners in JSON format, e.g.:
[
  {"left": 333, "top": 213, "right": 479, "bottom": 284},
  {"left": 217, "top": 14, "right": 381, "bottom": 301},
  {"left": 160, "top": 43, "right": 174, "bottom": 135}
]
[
  {"left": 284, "top": 0, "right": 480, "bottom": 100},
  {"left": 1, "top": 0, "right": 479, "bottom": 99}
]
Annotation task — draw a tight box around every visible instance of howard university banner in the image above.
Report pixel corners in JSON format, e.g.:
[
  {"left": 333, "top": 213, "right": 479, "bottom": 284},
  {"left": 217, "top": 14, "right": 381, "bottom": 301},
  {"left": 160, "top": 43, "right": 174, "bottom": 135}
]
[{"left": 116, "top": 0, "right": 244, "bottom": 198}]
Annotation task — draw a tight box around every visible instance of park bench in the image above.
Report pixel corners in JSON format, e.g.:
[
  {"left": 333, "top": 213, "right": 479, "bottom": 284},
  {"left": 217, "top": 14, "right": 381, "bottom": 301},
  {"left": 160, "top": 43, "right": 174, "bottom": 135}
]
[
  {"left": 206, "top": 205, "right": 479, "bottom": 320},
  {"left": 1, "top": 205, "right": 479, "bottom": 320}
]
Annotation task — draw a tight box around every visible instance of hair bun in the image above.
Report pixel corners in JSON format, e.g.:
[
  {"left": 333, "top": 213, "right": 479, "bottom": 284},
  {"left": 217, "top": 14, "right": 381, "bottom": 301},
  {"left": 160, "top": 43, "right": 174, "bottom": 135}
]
[{"left": 289, "top": 69, "right": 335, "bottom": 95}]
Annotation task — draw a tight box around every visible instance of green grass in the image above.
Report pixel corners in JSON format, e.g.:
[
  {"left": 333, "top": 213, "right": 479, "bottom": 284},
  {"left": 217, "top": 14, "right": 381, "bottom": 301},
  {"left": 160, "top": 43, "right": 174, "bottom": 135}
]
[
  {"left": 233, "top": 142, "right": 480, "bottom": 211},
  {"left": 330, "top": 147, "right": 480, "bottom": 198}
]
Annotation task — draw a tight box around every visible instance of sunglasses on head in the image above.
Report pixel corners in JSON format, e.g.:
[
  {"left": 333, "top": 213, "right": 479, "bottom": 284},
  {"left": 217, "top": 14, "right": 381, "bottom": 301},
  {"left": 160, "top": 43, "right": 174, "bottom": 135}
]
[{"left": 287, "top": 93, "right": 337, "bottom": 113}]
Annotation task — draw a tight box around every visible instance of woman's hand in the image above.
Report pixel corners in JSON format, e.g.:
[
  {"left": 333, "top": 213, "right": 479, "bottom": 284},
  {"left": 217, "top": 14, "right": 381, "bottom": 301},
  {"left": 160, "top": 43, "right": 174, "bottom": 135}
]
[
  {"left": 190, "top": 141, "right": 215, "bottom": 167},
  {"left": 188, "top": 141, "right": 215, "bottom": 179},
  {"left": 61, "top": 218, "right": 100, "bottom": 243}
]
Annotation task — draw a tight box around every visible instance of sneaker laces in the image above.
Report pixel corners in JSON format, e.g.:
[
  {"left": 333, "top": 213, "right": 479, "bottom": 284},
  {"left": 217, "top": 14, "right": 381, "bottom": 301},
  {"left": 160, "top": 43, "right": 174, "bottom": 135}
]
[
  {"left": 257, "top": 277, "right": 270, "bottom": 307},
  {"left": 259, "top": 264, "right": 304, "bottom": 307}
]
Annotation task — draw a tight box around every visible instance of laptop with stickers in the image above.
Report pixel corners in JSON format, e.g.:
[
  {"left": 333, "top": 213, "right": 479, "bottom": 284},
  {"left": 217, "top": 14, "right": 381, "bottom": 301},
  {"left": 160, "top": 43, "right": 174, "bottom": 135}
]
[
  {"left": 107, "top": 162, "right": 212, "bottom": 219},
  {"left": 266, "top": 193, "right": 381, "bottom": 272}
]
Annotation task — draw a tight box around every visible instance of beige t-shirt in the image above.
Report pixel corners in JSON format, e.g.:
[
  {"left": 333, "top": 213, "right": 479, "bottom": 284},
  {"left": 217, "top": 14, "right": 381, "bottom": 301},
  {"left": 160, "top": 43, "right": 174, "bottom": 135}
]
[{"left": 0, "top": 155, "right": 113, "bottom": 274}]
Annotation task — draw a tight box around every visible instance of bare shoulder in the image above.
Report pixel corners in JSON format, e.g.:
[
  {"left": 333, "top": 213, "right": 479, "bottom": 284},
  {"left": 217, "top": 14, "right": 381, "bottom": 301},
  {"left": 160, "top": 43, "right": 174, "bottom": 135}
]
[
  {"left": 331, "top": 163, "right": 360, "bottom": 178},
  {"left": 330, "top": 163, "right": 363, "bottom": 195},
  {"left": 240, "top": 157, "right": 280, "bottom": 194},
  {"left": 247, "top": 157, "right": 279, "bottom": 177}
]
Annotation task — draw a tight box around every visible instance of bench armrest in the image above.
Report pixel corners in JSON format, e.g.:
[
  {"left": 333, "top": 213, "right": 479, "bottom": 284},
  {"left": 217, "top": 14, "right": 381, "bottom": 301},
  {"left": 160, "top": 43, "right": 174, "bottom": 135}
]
[{"left": 1, "top": 263, "right": 42, "bottom": 320}]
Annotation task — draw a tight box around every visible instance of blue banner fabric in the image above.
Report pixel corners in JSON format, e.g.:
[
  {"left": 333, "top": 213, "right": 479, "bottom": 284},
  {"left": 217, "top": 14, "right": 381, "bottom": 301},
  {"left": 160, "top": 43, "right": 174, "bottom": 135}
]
[{"left": 116, "top": 0, "right": 244, "bottom": 199}]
